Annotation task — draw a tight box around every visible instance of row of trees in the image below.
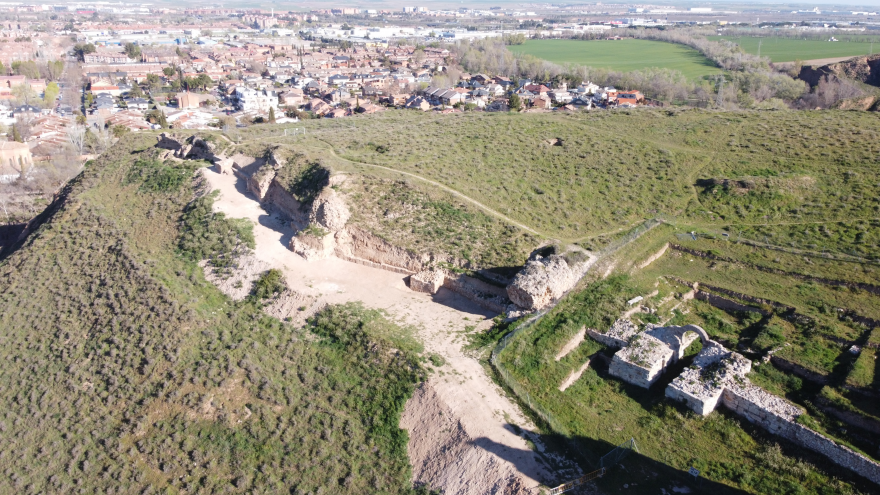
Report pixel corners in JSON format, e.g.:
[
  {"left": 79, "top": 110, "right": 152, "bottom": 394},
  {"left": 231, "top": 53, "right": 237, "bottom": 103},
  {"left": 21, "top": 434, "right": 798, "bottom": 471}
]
[
  {"left": 0, "top": 60, "right": 64, "bottom": 81},
  {"left": 454, "top": 35, "right": 809, "bottom": 108}
]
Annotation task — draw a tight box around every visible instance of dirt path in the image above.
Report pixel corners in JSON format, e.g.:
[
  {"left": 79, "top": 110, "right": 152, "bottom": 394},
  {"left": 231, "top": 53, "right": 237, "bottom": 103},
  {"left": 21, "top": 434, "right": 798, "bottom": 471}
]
[
  {"left": 306, "top": 139, "right": 543, "bottom": 237},
  {"left": 200, "top": 167, "right": 571, "bottom": 494}
]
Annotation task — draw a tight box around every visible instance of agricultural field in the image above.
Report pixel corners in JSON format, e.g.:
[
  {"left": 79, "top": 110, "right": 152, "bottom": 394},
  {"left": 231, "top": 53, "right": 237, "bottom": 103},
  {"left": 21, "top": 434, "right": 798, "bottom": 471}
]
[
  {"left": 507, "top": 39, "right": 720, "bottom": 79},
  {"left": 709, "top": 36, "right": 877, "bottom": 63}
]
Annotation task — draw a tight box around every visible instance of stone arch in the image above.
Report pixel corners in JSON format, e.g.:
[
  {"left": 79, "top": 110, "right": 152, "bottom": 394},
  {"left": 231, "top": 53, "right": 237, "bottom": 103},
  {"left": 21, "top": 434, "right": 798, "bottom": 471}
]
[{"left": 679, "top": 324, "right": 710, "bottom": 344}]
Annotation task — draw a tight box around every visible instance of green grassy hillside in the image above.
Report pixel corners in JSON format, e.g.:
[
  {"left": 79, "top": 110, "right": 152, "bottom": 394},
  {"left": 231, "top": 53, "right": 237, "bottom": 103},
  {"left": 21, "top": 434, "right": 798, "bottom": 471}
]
[
  {"left": 507, "top": 39, "right": 720, "bottom": 79},
  {"left": 0, "top": 134, "right": 428, "bottom": 494},
  {"left": 232, "top": 110, "right": 880, "bottom": 250}
]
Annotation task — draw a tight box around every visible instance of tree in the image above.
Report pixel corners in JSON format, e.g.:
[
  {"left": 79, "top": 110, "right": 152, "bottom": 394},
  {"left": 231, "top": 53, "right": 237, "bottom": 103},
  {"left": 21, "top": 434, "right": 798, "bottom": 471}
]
[
  {"left": 201, "top": 29, "right": 212, "bottom": 37},
  {"left": 66, "top": 124, "right": 86, "bottom": 155},
  {"left": 145, "top": 109, "right": 168, "bottom": 128},
  {"left": 11, "top": 83, "right": 37, "bottom": 105},
  {"left": 110, "top": 125, "right": 130, "bottom": 139},
  {"left": 43, "top": 82, "right": 60, "bottom": 106},
  {"left": 123, "top": 42, "right": 141, "bottom": 60},
  {"left": 11, "top": 124, "right": 22, "bottom": 143},
  {"left": 12, "top": 61, "right": 40, "bottom": 79},
  {"left": 509, "top": 93, "right": 522, "bottom": 112},
  {"left": 268, "top": 106, "right": 276, "bottom": 124},
  {"left": 146, "top": 73, "right": 162, "bottom": 92},
  {"left": 128, "top": 84, "right": 144, "bottom": 98},
  {"left": 162, "top": 67, "right": 176, "bottom": 77},
  {"left": 73, "top": 43, "right": 95, "bottom": 62},
  {"left": 46, "top": 60, "right": 64, "bottom": 81}
]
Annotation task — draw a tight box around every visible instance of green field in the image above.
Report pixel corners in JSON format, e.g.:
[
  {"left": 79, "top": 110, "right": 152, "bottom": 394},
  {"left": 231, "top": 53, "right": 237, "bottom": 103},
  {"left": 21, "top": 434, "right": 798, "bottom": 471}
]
[
  {"left": 507, "top": 39, "right": 720, "bottom": 79},
  {"left": 709, "top": 36, "right": 877, "bottom": 63}
]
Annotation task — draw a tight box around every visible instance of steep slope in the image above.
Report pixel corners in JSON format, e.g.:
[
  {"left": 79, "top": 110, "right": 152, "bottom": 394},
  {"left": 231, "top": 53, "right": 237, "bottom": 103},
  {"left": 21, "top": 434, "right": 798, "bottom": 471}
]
[{"left": 0, "top": 134, "right": 427, "bottom": 494}]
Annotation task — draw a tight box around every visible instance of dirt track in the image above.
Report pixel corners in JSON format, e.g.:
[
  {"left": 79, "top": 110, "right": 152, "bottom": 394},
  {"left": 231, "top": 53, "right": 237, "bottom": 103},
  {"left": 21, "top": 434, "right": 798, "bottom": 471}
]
[{"left": 201, "top": 167, "right": 574, "bottom": 494}]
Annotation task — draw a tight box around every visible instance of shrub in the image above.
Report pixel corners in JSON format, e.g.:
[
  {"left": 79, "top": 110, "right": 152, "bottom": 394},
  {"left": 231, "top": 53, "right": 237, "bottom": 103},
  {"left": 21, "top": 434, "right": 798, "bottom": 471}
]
[{"left": 252, "top": 269, "right": 285, "bottom": 300}]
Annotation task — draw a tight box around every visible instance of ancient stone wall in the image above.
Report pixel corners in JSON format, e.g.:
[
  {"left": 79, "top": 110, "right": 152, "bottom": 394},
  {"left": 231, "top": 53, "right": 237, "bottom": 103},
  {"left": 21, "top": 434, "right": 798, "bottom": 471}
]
[
  {"left": 722, "top": 385, "right": 880, "bottom": 484},
  {"left": 609, "top": 333, "right": 673, "bottom": 388},
  {"left": 410, "top": 269, "right": 446, "bottom": 294},
  {"left": 636, "top": 243, "right": 669, "bottom": 270},
  {"left": 442, "top": 273, "right": 510, "bottom": 313},
  {"left": 587, "top": 318, "right": 639, "bottom": 349}
]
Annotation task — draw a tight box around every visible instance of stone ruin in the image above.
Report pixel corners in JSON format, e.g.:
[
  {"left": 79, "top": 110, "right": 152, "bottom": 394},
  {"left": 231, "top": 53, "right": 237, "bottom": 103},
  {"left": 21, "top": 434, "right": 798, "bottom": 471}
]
[
  {"left": 506, "top": 249, "right": 594, "bottom": 312},
  {"left": 604, "top": 323, "right": 704, "bottom": 388},
  {"left": 591, "top": 318, "right": 880, "bottom": 484}
]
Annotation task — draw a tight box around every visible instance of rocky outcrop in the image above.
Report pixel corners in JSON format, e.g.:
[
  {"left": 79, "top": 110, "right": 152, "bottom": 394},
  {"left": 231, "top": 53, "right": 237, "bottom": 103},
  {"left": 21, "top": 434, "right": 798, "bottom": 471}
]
[
  {"left": 410, "top": 269, "right": 446, "bottom": 294},
  {"left": 799, "top": 54, "right": 880, "bottom": 88}
]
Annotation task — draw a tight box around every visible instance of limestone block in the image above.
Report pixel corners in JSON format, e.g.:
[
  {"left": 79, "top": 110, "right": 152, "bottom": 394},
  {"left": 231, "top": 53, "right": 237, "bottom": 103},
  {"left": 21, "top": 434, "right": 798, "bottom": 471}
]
[
  {"left": 290, "top": 231, "right": 335, "bottom": 260},
  {"left": 589, "top": 318, "right": 639, "bottom": 348},
  {"left": 506, "top": 255, "right": 575, "bottom": 310},
  {"left": 310, "top": 189, "right": 350, "bottom": 231},
  {"left": 214, "top": 156, "right": 234, "bottom": 175},
  {"left": 410, "top": 269, "right": 446, "bottom": 294},
  {"left": 609, "top": 333, "right": 673, "bottom": 388}
]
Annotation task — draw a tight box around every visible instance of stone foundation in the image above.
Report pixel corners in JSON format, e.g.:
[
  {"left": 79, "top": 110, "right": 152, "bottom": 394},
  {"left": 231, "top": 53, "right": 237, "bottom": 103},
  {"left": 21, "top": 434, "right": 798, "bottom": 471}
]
[
  {"left": 609, "top": 333, "right": 674, "bottom": 388},
  {"left": 587, "top": 318, "right": 639, "bottom": 349},
  {"left": 289, "top": 231, "right": 335, "bottom": 260},
  {"left": 722, "top": 384, "right": 880, "bottom": 484},
  {"left": 410, "top": 269, "right": 446, "bottom": 294}
]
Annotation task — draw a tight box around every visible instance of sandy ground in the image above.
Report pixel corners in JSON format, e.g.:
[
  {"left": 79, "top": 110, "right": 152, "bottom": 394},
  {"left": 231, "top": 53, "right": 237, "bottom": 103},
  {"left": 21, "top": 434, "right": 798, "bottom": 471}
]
[{"left": 200, "top": 167, "right": 578, "bottom": 494}]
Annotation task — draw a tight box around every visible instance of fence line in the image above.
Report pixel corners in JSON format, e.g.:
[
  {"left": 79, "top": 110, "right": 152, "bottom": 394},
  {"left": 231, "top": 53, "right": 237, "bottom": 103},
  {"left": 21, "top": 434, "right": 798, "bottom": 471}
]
[{"left": 489, "top": 219, "right": 660, "bottom": 475}]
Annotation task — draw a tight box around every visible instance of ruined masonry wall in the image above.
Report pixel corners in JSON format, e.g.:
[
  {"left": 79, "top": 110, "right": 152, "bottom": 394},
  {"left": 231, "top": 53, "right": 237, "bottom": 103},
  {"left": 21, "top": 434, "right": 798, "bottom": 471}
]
[
  {"left": 442, "top": 273, "right": 510, "bottom": 313},
  {"left": 722, "top": 385, "right": 880, "bottom": 485},
  {"left": 665, "top": 368, "right": 725, "bottom": 416}
]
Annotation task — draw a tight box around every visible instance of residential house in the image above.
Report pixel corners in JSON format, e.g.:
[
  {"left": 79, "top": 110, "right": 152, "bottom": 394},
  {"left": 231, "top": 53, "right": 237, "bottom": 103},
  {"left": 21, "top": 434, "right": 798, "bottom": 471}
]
[
  {"left": 531, "top": 96, "right": 552, "bottom": 109},
  {"left": 234, "top": 87, "right": 278, "bottom": 112},
  {"left": 616, "top": 91, "right": 644, "bottom": 106},
  {"left": 124, "top": 97, "right": 151, "bottom": 111},
  {"left": 550, "top": 90, "right": 572, "bottom": 103},
  {"left": 308, "top": 98, "right": 331, "bottom": 116},
  {"left": 178, "top": 92, "right": 203, "bottom": 109},
  {"left": 405, "top": 95, "right": 430, "bottom": 111},
  {"left": 523, "top": 84, "right": 550, "bottom": 96},
  {"left": 326, "top": 107, "right": 349, "bottom": 118},
  {"left": 485, "top": 100, "right": 510, "bottom": 112}
]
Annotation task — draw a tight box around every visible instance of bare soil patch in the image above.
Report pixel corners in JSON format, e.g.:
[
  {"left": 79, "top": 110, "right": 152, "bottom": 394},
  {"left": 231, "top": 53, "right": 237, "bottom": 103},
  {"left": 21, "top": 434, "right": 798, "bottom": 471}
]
[{"left": 200, "top": 167, "right": 564, "bottom": 493}]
